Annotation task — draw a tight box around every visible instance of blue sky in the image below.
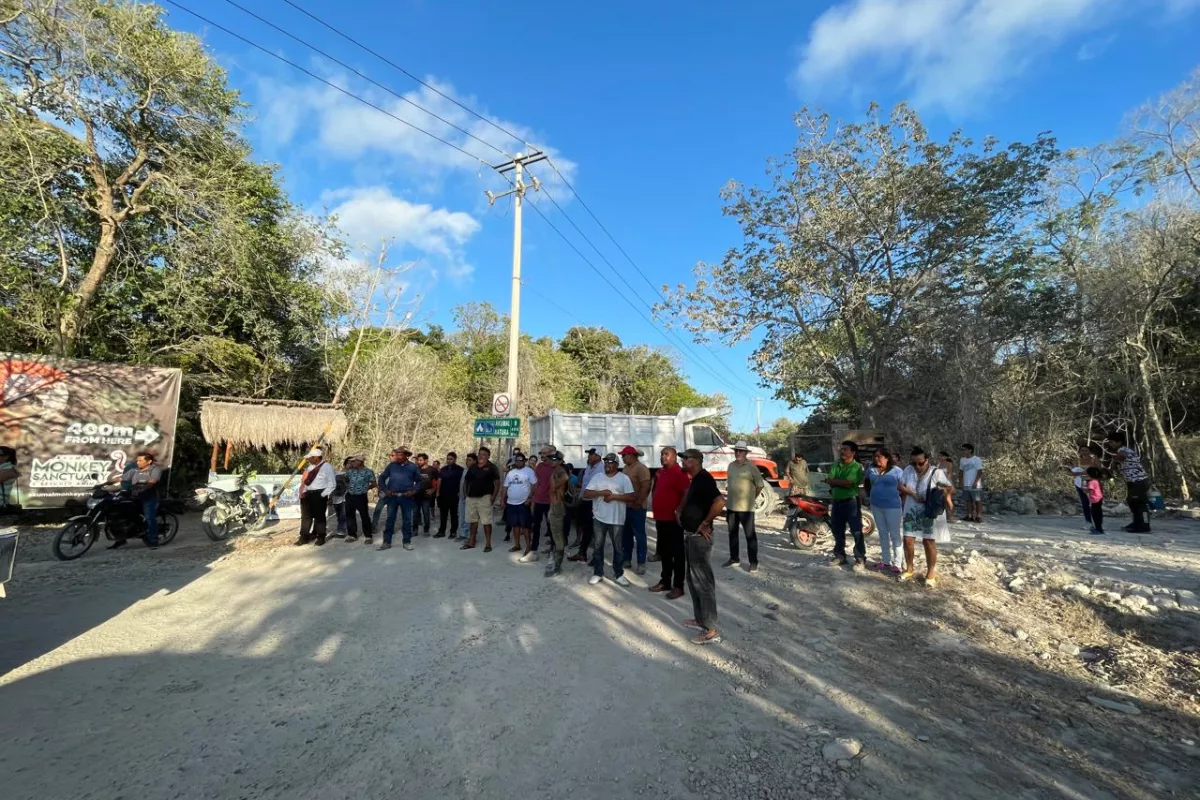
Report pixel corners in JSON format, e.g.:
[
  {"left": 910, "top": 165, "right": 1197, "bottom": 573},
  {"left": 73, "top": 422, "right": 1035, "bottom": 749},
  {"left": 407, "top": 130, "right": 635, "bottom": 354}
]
[{"left": 163, "top": 0, "right": 1200, "bottom": 433}]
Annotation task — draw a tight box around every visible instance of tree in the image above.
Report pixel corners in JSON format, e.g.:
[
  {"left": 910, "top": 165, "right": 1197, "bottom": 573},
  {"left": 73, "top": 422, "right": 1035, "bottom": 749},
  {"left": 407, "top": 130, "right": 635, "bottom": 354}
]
[
  {"left": 664, "top": 103, "right": 1057, "bottom": 427},
  {"left": 0, "top": 0, "right": 248, "bottom": 354}
]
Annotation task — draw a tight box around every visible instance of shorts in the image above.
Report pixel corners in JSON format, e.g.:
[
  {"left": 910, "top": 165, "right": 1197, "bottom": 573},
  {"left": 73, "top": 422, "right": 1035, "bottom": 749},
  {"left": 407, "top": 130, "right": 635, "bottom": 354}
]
[
  {"left": 506, "top": 503, "right": 533, "bottom": 529},
  {"left": 465, "top": 495, "right": 494, "bottom": 526},
  {"left": 962, "top": 488, "right": 983, "bottom": 502}
]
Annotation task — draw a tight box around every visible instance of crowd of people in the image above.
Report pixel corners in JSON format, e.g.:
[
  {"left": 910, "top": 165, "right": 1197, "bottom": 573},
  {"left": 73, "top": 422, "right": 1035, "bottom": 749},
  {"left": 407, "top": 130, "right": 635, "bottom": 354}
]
[{"left": 286, "top": 431, "right": 1158, "bottom": 646}]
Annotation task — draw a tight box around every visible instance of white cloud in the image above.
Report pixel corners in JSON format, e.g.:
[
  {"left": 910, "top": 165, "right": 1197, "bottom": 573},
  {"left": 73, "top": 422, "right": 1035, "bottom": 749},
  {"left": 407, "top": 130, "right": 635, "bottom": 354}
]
[
  {"left": 324, "top": 186, "right": 479, "bottom": 283},
  {"left": 259, "top": 73, "right": 578, "bottom": 193},
  {"left": 794, "top": 0, "right": 1195, "bottom": 112}
]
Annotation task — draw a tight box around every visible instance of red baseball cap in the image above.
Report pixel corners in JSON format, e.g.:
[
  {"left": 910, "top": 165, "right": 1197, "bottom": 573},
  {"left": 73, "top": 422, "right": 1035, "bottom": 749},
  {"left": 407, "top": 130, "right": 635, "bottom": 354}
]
[{"left": 619, "top": 445, "right": 642, "bottom": 456}]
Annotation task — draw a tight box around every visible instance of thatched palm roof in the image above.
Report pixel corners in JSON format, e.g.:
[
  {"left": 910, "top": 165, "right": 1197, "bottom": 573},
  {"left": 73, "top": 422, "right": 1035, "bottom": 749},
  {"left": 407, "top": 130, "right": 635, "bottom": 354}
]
[{"left": 200, "top": 396, "right": 348, "bottom": 449}]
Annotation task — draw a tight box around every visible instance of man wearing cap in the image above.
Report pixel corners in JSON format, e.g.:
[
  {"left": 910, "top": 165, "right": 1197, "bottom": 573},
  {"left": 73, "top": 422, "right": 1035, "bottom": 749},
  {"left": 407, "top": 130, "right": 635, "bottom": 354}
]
[
  {"left": 619, "top": 446, "right": 652, "bottom": 575},
  {"left": 584, "top": 453, "right": 636, "bottom": 586},
  {"left": 569, "top": 448, "right": 603, "bottom": 563},
  {"left": 343, "top": 454, "right": 376, "bottom": 543},
  {"left": 530, "top": 446, "right": 557, "bottom": 554},
  {"left": 678, "top": 448, "right": 724, "bottom": 645},
  {"left": 295, "top": 448, "right": 337, "bottom": 546},
  {"left": 376, "top": 447, "right": 422, "bottom": 551},
  {"left": 648, "top": 446, "right": 690, "bottom": 599},
  {"left": 502, "top": 452, "right": 538, "bottom": 561},
  {"left": 545, "top": 452, "right": 570, "bottom": 576},
  {"left": 724, "top": 441, "right": 766, "bottom": 572}
]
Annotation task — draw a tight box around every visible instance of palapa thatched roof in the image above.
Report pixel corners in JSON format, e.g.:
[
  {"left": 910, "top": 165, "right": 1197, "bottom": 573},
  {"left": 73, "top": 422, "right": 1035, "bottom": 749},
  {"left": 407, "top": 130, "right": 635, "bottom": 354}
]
[{"left": 200, "top": 396, "right": 348, "bottom": 450}]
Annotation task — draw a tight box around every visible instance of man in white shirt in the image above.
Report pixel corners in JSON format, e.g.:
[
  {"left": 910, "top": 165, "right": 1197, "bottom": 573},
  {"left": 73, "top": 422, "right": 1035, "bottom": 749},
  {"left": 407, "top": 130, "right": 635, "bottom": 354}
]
[
  {"left": 296, "top": 447, "right": 336, "bottom": 546},
  {"left": 584, "top": 453, "right": 636, "bottom": 587},
  {"left": 959, "top": 443, "right": 984, "bottom": 523},
  {"left": 501, "top": 452, "right": 538, "bottom": 561}
]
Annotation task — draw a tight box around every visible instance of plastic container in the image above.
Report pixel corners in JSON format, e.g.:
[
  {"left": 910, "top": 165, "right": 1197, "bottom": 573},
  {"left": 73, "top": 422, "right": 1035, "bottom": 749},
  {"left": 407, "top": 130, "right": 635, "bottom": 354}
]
[{"left": 1148, "top": 489, "right": 1166, "bottom": 512}]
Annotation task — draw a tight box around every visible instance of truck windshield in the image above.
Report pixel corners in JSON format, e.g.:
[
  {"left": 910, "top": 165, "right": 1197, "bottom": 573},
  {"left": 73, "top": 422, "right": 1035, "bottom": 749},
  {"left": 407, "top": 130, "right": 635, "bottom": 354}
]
[{"left": 691, "top": 425, "right": 722, "bottom": 447}]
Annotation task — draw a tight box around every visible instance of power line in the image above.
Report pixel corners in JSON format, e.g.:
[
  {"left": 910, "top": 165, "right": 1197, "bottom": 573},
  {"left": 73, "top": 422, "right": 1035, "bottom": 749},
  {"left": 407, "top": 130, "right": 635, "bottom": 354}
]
[
  {"left": 213, "top": 0, "right": 513, "bottom": 161},
  {"left": 269, "top": 0, "right": 748, "bottom": 390},
  {"left": 160, "top": 0, "right": 489, "bottom": 167},
  {"left": 276, "top": 0, "right": 532, "bottom": 150}
]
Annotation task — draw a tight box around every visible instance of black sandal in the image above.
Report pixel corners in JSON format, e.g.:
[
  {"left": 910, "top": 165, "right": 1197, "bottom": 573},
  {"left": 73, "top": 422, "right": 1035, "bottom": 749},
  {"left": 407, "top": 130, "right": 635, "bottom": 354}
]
[
  {"left": 460, "top": 542, "right": 475, "bottom": 550},
  {"left": 484, "top": 545, "right": 493, "bottom": 552}
]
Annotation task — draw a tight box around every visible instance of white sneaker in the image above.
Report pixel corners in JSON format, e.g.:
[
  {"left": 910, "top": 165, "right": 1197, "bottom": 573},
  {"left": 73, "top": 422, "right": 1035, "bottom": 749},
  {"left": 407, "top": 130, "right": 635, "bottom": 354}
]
[
  {"left": 402, "top": 543, "right": 414, "bottom": 551},
  {"left": 519, "top": 552, "right": 539, "bottom": 563},
  {"left": 615, "top": 575, "right": 632, "bottom": 587},
  {"left": 588, "top": 575, "right": 603, "bottom": 585}
]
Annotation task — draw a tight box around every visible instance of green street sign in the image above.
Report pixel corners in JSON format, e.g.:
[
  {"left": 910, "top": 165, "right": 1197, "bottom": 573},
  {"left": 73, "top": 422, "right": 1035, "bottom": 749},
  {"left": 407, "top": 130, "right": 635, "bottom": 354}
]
[{"left": 473, "top": 417, "right": 521, "bottom": 438}]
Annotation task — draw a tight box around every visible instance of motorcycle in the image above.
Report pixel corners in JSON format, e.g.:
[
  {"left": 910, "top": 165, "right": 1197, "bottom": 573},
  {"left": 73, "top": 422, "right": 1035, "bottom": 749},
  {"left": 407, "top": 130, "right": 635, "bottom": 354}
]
[
  {"left": 783, "top": 494, "right": 876, "bottom": 549},
  {"left": 53, "top": 484, "right": 180, "bottom": 561},
  {"left": 195, "top": 476, "right": 270, "bottom": 541}
]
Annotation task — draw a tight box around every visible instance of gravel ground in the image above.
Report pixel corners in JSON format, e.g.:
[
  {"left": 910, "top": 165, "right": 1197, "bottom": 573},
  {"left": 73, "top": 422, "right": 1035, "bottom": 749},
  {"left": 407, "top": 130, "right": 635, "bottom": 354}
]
[{"left": 1, "top": 510, "right": 1198, "bottom": 800}]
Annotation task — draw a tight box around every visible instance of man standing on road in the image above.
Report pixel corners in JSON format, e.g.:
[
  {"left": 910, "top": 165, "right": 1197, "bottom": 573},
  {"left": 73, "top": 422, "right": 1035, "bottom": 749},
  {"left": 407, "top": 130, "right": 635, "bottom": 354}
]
[
  {"left": 436, "top": 452, "right": 464, "bottom": 538},
  {"left": 295, "top": 448, "right": 336, "bottom": 547},
  {"left": 530, "top": 447, "right": 556, "bottom": 554},
  {"left": 787, "top": 453, "right": 810, "bottom": 496},
  {"left": 648, "top": 446, "right": 690, "bottom": 599},
  {"left": 503, "top": 453, "right": 538, "bottom": 561},
  {"left": 678, "top": 448, "right": 724, "bottom": 645},
  {"left": 620, "top": 446, "right": 652, "bottom": 575},
  {"left": 723, "top": 441, "right": 766, "bottom": 573},
  {"left": 585, "top": 453, "right": 635, "bottom": 586},
  {"left": 376, "top": 447, "right": 421, "bottom": 551},
  {"left": 959, "top": 444, "right": 984, "bottom": 523},
  {"left": 569, "top": 448, "right": 603, "bottom": 563},
  {"left": 545, "top": 452, "right": 570, "bottom": 576},
  {"left": 825, "top": 440, "right": 866, "bottom": 570},
  {"left": 462, "top": 447, "right": 501, "bottom": 551},
  {"left": 1106, "top": 431, "right": 1152, "bottom": 533},
  {"left": 343, "top": 454, "right": 376, "bottom": 544},
  {"left": 457, "top": 452, "right": 477, "bottom": 540},
  {"left": 413, "top": 453, "right": 438, "bottom": 536}
]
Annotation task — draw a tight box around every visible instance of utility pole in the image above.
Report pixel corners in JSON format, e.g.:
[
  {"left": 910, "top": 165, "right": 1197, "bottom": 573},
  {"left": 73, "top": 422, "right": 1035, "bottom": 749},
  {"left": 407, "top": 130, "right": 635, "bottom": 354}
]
[
  {"left": 486, "top": 150, "right": 545, "bottom": 456},
  {"left": 755, "top": 397, "right": 763, "bottom": 447}
]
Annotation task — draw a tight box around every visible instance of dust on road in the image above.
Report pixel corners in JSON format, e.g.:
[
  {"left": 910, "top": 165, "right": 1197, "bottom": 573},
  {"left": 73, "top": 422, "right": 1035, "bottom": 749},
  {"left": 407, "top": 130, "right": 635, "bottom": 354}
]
[{"left": 2, "top": 513, "right": 1198, "bottom": 800}]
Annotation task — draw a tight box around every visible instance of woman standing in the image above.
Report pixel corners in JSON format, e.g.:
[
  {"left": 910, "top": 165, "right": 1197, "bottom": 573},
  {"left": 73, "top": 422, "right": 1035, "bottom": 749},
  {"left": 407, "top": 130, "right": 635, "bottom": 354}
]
[
  {"left": 1066, "top": 444, "right": 1101, "bottom": 530},
  {"left": 899, "top": 447, "right": 954, "bottom": 588},
  {"left": 865, "top": 448, "right": 904, "bottom": 574}
]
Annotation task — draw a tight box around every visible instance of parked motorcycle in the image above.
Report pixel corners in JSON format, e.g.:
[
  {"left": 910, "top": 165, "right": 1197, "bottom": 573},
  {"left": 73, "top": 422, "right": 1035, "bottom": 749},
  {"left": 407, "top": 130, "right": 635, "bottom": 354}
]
[
  {"left": 782, "top": 494, "right": 876, "bottom": 549},
  {"left": 53, "top": 484, "right": 179, "bottom": 561},
  {"left": 196, "top": 476, "right": 270, "bottom": 541}
]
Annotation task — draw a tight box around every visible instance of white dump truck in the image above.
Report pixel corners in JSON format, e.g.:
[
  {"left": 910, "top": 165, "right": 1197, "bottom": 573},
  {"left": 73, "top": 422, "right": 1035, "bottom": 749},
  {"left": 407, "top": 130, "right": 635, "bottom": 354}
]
[{"left": 528, "top": 407, "right": 781, "bottom": 514}]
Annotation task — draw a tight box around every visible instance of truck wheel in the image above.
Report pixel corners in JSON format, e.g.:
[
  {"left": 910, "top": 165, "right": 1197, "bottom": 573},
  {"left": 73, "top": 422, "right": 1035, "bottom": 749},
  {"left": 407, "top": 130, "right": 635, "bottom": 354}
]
[
  {"left": 861, "top": 510, "right": 876, "bottom": 538},
  {"left": 753, "top": 488, "right": 775, "bottom": 516}
]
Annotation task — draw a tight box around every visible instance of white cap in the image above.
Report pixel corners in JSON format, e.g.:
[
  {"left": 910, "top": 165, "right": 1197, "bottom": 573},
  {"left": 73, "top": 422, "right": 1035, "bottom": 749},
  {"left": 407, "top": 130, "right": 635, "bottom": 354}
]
[
  {"left": 733, "top": 440, "right": 750, "bottom": 451},
  {"left": 306, "top": 447, "right": 324, "bottom": 458}
]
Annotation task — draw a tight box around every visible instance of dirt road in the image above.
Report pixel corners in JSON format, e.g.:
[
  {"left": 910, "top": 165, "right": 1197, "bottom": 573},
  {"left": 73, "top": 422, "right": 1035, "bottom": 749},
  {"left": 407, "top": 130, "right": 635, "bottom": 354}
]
[{"left": 2, "top": 513, "right": 1198, "bottom": 800}]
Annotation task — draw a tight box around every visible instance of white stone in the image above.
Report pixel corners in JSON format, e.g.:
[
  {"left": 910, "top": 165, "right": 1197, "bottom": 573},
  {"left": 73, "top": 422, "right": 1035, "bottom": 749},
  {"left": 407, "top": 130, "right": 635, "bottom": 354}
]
[
  {"left": 1087, "top": 695, "right": 1141, "bottom": 715},
  {"left": 1014, "top": 629, "right": 1029, "bottom": 641},
  {"left": 1058, "top": 643, "right": 1081, "bottom": 657},
  {"left": 822, "top": 738, "right": 863, "bottom": 762}
]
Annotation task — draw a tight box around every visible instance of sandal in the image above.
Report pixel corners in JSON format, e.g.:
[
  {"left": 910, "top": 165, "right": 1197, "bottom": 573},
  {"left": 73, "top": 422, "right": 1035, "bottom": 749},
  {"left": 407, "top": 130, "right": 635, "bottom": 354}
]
[
  {"left": 484, "top": 546, "right": 493, "bottom": 553},
  {"left": 508, "top": 546, "right": 521, "bottom": 553},
  {"left": 898, "top": 570, "right": 916, "bottom": 582},
  {"left": 924, "top": 575, "right": 939, "bottom": 589},
  {"left": 691, "top": 631, "right": 721, "bottom": 645},
  {"left": 680, "top": 619, "right": 704, "bottom": 631},
  {"left": 459, "top": 543, "right": 475, "bottom": 550}
]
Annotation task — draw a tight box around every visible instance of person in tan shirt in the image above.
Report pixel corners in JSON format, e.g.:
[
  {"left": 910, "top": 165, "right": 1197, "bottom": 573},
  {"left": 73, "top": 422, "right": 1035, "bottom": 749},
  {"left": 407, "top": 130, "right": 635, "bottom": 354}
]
[
  {"left": 545, "top": 452, "right": 570, "bottom": 576},
  {"left": 620, "top": 445, "right": 652, "bottom": 574},
  {"left": 724, "top": 441, "right": 766, "bottom": 571}
]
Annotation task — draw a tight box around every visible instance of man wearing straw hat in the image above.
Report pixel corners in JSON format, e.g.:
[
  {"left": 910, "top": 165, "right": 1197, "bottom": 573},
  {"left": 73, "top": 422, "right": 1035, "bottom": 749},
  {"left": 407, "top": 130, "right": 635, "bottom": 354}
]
[
  {"left": 295, "top": 447, "right": 336, "bottom": 547},
  {"left": 376, "top": 446, "right": 421, "bottom": 551}
]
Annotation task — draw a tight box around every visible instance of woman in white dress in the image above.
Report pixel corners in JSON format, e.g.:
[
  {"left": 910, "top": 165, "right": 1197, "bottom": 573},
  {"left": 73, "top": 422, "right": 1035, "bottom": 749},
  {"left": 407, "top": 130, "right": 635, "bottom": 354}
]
[{"left": 899, "top": 447, "right": 954, "bottom": 588}]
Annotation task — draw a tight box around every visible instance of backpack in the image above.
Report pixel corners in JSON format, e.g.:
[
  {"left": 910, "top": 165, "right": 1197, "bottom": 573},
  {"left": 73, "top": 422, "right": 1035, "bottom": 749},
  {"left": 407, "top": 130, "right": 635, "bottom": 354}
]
[{"left": 922, "top": 467, "right": 947, "bottom": 520}]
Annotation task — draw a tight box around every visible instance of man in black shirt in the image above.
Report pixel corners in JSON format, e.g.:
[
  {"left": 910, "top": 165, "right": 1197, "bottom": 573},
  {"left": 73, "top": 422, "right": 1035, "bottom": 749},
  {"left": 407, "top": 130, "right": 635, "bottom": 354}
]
[
  {"left": 436, "top": 451, "right": 465, "bottom": 538},
  {"left": 462, "top": 445, "right": 501, "bottom": 552},
  {"left": 678, "top": 448, "right": 725, "bottom": 645},
  {"left": 413, "top": 453, "right": 439, "bottom": 536}
]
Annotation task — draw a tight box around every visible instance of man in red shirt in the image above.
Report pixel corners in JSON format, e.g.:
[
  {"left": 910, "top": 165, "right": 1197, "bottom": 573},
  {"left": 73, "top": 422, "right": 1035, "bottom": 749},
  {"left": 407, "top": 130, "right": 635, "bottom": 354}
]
[
  {"left": 648, "top": 446, "right": 691, "bottom": 599},
  {"left": 530, "top": 446, "right": 558, "bottom": 555}
]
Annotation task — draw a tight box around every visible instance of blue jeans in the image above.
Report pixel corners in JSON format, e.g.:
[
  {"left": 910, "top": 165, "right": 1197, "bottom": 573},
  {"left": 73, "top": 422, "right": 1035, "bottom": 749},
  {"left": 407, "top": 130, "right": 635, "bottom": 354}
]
[
  {"left": 873, "top": 505, "right": 903, "bottom": 566},
  {"left": 334, "top": 501, "right": 347, "bottom": 532},
  {"left": 458, "top": 494, "right": 469, "bottom": 537},
  {"left": 830, "top": 498, "right": 864, "bottom": 560},
  {"left": 383, "top": 496, "right": 415, "bottom": 544},
  {"left": 591, "top": 522, "right": 625, "bottom": 578},
  {"left": 142, "top": 494, "right": 159, "bottom": 546},
  {"left": 621, "top": 507, "right": 647, "bottom": 565}
]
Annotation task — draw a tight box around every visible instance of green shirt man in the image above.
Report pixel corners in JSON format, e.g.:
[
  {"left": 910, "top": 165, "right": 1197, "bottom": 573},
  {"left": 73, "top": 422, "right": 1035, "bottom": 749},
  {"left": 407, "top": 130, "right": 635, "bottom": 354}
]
[
  {"left": 724, "top": 459, "right": 766, "bottom": 513},
  {"left": 826, "top": 459, "right": 864, "bottom": 501}
]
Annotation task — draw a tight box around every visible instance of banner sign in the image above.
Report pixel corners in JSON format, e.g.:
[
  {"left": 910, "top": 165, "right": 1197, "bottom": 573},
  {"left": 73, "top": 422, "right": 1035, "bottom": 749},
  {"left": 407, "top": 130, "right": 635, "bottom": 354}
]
[
  {"left": 1, "top": 353, "right": 182, "bottom": 509},
  {"left": 473, "top": 417, "right": 520, "bottom": 438}
]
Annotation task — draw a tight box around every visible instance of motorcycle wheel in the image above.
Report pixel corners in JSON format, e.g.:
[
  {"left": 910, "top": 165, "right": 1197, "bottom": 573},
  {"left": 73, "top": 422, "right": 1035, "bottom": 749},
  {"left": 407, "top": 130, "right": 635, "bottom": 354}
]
[
  {"left": 862, "top": 510, "right": 876, "bottom": 538},
  {"left": 791, "top": 519, "right": 829, "bottom": 550},
  {"left": 244, "top": 497, "right": 270, "bottom": 532},
  {"left": 202, "top": 505, "right": 234, "bottom": 541},
  {"left": 154, "top": 513, "right": 180, "bottom": 545},
  {"left": 53, "top": 519, "right": 97, "bottom": 561}
]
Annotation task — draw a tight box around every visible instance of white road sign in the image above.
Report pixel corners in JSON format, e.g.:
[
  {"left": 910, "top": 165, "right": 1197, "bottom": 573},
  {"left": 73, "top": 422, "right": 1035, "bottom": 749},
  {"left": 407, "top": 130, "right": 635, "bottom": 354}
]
[{"left": 492, "top": 392, "right": 512, "bottom": 416}]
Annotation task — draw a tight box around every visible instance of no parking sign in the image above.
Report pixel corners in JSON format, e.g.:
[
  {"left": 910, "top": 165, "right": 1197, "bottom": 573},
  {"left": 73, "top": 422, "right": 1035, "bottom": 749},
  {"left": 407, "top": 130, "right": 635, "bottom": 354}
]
[{"left": 492, "top": 392, "right": 511, "bottom": 416}]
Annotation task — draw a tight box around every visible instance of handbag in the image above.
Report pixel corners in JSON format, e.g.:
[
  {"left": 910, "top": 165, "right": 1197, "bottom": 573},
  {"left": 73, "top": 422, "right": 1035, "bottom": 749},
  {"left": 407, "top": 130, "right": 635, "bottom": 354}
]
[{"left": 922, "top": 467, "right": 947, "bottom": 520}]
